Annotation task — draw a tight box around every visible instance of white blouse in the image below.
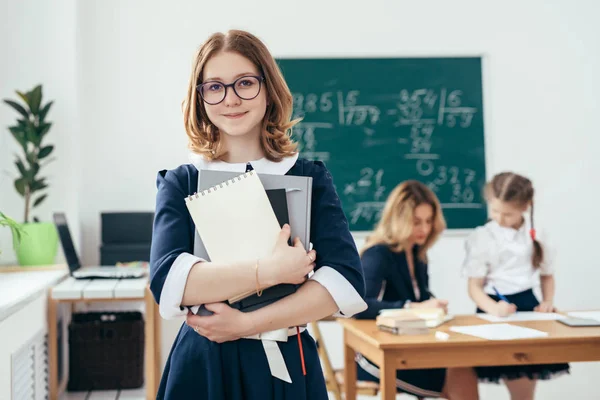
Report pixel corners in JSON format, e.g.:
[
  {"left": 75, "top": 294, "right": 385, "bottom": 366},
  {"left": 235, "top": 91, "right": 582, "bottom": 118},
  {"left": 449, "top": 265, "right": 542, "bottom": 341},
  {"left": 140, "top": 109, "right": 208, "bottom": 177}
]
[{"left": 463, "top": 220, "right": 555, "bottom": 296}]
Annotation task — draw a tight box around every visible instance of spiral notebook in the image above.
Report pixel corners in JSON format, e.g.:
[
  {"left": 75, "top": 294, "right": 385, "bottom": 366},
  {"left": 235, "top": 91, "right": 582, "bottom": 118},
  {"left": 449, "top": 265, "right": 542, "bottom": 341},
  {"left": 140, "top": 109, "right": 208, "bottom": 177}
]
[
  {"left": 197, "top": 169, "right": 312, "bottom": 249},
  {"left": 185, "top": 170, "right": 281, "bottom": 304}
]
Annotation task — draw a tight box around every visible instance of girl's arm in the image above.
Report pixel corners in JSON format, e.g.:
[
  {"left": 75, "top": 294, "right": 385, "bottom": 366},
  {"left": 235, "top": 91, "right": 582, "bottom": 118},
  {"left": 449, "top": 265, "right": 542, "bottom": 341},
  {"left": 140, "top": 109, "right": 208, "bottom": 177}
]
[
  {"left": 150, "top": 169, "right": 314, "bottom": 319},
  {"left": 182, "top": 230, "right": 315, "bottom": 306},
  {"left": 535, "top": 275, "right": 555, "bottom": 312},
  {"left": 540, "top": 275, "right": 555, "bottom": 303},
  {"left": 468, "top": 277, "right": 516, "bottom": 317},
  {"left": 355, "top": 246, "right": 407, "bottom": 319},
  {"left": 463, "top": 229, "right": 514, "bottom": 317},
  {"left": 187, "top": 161, "right": 370, "bottom": 341},
  {"left": 247, "top": 280, "right": 337, "bottom": 334},
  {"left": 186, "top": 280, "right": 337, "bottom": 343}
]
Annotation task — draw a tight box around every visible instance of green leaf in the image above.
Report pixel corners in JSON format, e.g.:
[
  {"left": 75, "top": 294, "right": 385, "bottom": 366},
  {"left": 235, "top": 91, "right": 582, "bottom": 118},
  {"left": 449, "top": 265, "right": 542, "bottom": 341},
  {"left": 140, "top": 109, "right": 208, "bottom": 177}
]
[
  {"left": 0, "top": 212, "right": 27, "bottom": 249},
  {"left": 30, "top": 178, "right": 47, "bottom": 192},
  {"left": 31, "top": 162, "right": 40, "bottom": 177},
  {"left": 33, "top": 194, "right": 47, "bottom": 207},
  {"left": 16, "top": 91, "right": 29, "bottom": 105},
  {"left": 9, "top": 127, "right": 27, "bottom": 149},
  {"left": 26, "top": 151, "right": 36, "bottom": 165},
  {"left": 15, "top": 159, "right": 27, "bottom": 177},
  {"left": 39, "top": 101, "right": 53, "bottom": 122},
  {"left": 3, "top": 100, "right": 29, "bottom": 119},
  {"left": 8, "top": 125, "right": 25, "bottom": 134},
  {"left": 38, "top": 122, "right": 52, "bottom": 138},
  {"left": 25, "top": 125, "right": 38, "bottom": 144},
  {"left": 38, "top": 145, "right": 53, "bottom": 159},
  {"left": 29, "top": 85, "right": 42, "bottom": 114},
  {"left": 14, "top": 178, "right": 27, "bottom": 196}
]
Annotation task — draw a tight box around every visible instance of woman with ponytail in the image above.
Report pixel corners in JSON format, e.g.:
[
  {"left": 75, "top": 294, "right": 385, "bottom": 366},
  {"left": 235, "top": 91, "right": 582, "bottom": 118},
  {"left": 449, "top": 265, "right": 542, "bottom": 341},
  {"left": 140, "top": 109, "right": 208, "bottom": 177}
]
[{"left": 463, "top": 171, "right": 569, "bottom": 399}]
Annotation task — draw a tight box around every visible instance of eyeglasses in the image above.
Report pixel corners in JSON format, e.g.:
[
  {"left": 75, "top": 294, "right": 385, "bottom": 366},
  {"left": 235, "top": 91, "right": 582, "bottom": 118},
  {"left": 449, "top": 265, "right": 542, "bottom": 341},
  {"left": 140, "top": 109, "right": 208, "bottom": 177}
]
[{"left": 197, "top": 75, "right": 265, "bottom": 105}]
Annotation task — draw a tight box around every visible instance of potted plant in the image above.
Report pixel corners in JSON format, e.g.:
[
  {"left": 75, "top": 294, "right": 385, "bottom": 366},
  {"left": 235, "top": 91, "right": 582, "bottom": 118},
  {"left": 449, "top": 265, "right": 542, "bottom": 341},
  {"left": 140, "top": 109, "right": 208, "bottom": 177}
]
[
  {"left": 3, "top": 85, "right": 58, "bottom": 265},
  {"left": 0, "top": 211, "right": 27, "bottom": 257}
]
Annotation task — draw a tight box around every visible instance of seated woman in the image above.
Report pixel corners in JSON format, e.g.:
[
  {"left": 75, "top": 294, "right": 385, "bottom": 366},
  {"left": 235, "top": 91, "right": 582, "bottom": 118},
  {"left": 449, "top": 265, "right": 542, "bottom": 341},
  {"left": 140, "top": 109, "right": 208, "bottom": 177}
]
[{"left": 355, "top": 180, "right": 479, "bottom": 400}]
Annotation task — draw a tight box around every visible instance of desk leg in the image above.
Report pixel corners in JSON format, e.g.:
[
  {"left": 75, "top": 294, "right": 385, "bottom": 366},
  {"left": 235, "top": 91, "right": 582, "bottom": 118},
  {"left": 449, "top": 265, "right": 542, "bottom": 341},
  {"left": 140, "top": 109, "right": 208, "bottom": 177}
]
[
  {"left": 47, "top": 293, "right": 58, "bottom": 400},
  {"left": 343, "top": 331, "right": 357, "bottom": 400},
  {"left": 380, "top": 356, "right": 396, "bottom": 400},
  {"left": 145, "top": 287, "right": 157, "bottom": 400}
]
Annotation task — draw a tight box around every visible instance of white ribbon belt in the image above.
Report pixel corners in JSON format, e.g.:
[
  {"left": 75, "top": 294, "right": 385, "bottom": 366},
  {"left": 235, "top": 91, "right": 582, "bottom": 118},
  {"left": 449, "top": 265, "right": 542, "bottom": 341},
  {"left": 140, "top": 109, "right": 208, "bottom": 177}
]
[{"left": 243, "top": 326, "right": 306, "bottom": 383}]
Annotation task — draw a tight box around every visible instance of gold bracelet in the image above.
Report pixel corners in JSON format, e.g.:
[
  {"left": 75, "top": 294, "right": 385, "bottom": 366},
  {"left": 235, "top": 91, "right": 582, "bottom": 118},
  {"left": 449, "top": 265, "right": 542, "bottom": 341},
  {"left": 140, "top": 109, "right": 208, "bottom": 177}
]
[{"left": 255, "top": 259, "right": 263, "bottom": 297}]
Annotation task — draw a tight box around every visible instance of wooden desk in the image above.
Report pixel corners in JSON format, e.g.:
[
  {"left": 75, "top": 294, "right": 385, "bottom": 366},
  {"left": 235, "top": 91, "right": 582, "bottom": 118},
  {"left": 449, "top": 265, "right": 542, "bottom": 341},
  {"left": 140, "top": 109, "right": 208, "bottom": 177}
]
[
  {"left": 340, "top": 315, "right": 600, "bottom": 400},
  {"left": 48, "top": 277, "right": 161, "bottom": 400}
]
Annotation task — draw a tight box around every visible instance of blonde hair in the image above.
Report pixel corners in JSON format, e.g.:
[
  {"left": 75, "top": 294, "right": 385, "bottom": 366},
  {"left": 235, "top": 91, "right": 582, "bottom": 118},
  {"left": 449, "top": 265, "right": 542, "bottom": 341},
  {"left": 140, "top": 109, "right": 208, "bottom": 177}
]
[
  {"left": 182, "top": 30, "right": 298, "bottom": 161},
  {"left": 361, "top": 180, "right": 446, "bottom": 261},
  {"left": 485, "top": 172, "right": 543, "bottom": 268}
]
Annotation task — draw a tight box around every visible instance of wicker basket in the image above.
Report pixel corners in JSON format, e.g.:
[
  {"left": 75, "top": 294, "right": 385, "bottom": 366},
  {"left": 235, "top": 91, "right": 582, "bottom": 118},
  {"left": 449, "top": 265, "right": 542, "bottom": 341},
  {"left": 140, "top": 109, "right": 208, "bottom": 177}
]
[{"left": 67, "top": 311, "right": 144, "bottom": 390}]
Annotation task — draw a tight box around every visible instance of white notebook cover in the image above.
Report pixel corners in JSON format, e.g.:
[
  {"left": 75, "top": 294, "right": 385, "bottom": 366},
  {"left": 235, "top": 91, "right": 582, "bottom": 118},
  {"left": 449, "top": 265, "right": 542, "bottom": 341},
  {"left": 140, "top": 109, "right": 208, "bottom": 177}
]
[{"left": 185, "top": 170, "right": 281, "bottom": 265}]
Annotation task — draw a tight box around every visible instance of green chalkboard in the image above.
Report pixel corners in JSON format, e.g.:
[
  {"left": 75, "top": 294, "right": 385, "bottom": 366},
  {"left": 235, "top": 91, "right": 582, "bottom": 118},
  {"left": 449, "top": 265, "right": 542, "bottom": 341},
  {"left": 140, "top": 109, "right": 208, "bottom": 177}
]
[{"left": 277, "top": 57, "right": 487, "bottom": 231}]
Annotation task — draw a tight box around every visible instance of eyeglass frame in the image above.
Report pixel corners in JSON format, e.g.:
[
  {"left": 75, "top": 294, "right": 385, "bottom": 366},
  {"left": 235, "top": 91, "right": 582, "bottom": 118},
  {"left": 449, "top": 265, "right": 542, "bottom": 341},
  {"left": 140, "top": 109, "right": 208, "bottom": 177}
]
[{"left": 196, "top": 75, "right": 266, "bottom": 105}]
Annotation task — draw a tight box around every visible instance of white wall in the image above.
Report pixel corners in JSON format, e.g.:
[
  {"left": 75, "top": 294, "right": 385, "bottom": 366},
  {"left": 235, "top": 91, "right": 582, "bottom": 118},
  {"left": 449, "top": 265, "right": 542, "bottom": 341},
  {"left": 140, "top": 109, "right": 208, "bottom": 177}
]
[
  {"left": 0, "top": 0, "right": 79, "bottom": 263},
  {"left": 2, "top": 0, "right": 600, "bottom": 398}
]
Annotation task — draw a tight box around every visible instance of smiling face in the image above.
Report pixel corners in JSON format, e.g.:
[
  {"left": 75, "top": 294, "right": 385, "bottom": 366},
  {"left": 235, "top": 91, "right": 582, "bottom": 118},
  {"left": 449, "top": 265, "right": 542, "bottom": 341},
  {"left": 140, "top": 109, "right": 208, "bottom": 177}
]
[{"left": 201, "top": 51, "right": 268, "bottom": 143}]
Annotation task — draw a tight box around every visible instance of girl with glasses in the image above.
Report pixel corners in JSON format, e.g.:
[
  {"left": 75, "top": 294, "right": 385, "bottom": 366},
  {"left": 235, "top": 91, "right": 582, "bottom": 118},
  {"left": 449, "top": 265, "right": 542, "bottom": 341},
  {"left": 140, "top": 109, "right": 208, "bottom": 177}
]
[{"left": 149, "top": 30, "right": 367, "bottom": 400}]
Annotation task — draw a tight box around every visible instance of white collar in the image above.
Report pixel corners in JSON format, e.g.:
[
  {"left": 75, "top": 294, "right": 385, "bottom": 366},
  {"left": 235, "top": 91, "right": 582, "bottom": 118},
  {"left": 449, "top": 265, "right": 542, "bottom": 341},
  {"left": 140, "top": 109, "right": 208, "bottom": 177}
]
[
  {"left": 489, "top": 219, "right": 529, "bottom": 241},
  {"left": 188, "top": 152, "right": 299, "bottom": 175}
]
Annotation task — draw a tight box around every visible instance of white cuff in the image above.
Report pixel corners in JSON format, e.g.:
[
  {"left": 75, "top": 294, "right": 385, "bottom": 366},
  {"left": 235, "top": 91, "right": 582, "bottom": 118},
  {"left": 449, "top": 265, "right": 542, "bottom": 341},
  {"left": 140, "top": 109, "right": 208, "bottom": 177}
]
[
  {"left": 159, "top": 252, "right": 205, "bottom": 319},
  {"left": 310, "top": 266, "right": 367, "bottom": 318}
]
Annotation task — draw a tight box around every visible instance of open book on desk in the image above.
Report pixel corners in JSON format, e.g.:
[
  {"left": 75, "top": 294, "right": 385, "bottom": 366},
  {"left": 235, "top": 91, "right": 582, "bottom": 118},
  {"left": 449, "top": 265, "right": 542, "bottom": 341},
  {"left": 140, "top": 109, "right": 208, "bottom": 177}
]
[{"left": 186, "top": 169, "right": 312, "bottom": 314}]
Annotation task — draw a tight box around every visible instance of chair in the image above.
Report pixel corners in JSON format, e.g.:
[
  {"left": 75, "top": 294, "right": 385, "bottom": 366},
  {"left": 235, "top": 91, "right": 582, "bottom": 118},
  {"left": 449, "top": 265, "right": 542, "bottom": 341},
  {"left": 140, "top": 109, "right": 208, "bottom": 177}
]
[
  {"left": 310, "top": 319, "right": 379, "bottom": 400},
  {"left": 311, "top": 318, "right": 426, "bottom": 400}
]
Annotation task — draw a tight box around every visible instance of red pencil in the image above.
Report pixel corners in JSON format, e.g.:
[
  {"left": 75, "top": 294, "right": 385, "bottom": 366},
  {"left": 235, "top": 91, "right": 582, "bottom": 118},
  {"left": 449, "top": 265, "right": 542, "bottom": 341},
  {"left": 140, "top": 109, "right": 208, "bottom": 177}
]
[{"left": 296, "top": 327, "right": 306, "bottom": 375}]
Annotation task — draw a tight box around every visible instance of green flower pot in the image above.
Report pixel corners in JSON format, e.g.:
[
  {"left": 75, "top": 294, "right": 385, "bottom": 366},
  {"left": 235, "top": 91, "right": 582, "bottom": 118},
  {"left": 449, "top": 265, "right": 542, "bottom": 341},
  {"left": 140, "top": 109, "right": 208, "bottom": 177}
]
[{"left": 14, "top": 222, "right": 59, "bottom": 266}]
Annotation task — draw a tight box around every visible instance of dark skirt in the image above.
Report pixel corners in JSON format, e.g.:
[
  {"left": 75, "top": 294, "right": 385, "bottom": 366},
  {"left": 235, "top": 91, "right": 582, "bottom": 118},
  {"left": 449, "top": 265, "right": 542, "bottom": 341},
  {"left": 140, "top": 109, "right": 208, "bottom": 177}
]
[
  {"left": 356, "top": 353, "right": 446, "bottom": 398},
  {"left": 475, "top": 288, "right": 570, "bottom": 383},
  {"left": 157, "top": 324, "right": 328, "bottom": 400}
]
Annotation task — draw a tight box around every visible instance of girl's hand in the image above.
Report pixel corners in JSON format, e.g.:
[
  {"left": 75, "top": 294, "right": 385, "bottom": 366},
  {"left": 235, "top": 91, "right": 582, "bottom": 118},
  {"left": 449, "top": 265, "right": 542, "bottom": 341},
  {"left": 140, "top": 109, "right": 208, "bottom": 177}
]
[
  {"left": 186, "top": 303, "right": 255, "bottom": 343},
  {"left": 260, "top": 224, "right": 316, "bottom": 286},
  {"left": 412, "top": 298, "right": 449, "bottom": 314},
  {"left": 495, "top": 300, "right": 517, "bottom": 317},
  {"left": 534, "top": 301, "right": 556, "bottom": 313}
]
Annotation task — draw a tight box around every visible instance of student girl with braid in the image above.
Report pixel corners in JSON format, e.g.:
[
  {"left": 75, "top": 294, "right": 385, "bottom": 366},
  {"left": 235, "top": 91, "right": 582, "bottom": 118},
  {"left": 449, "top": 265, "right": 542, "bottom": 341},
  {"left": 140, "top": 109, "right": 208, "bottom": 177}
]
[{"left": 463, "top": 172, "right": 569, "bottom": 400}]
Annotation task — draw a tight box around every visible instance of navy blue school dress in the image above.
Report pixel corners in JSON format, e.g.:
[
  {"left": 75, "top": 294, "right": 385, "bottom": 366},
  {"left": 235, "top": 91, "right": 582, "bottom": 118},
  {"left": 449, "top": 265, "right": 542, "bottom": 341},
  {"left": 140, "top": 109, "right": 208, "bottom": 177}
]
[
  {"left": 354, "top": 244, "right": 447, "bottom": 398},
  {"left": 149, "top": 154, "right": 367, "bottom": 400},
  {"left": 464, "top": 220, "right": 570, "bottom": 383}
]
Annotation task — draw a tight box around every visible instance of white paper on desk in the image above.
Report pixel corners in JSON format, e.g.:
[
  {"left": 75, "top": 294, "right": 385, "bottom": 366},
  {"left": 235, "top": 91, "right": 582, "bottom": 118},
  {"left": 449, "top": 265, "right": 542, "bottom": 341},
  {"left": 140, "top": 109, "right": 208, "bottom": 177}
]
[
  {"left": 450, "top": 323, "right": 549, "bottom": 340},
  {"left": 567, "top": 311, "right": 600, "bottom": 322},
  {"left": 477, "top": 312, "right": 566, "bottom": 323}
]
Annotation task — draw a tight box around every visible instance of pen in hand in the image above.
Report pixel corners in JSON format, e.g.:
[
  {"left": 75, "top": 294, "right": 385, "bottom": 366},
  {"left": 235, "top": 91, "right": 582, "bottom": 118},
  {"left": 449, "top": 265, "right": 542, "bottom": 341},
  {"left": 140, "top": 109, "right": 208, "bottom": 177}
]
[
  {"left": 492, "top": 286, "right": 517, "bottom": 317},
  {"left": 492, "top": 286, "right": 510, "bottom": 303}
]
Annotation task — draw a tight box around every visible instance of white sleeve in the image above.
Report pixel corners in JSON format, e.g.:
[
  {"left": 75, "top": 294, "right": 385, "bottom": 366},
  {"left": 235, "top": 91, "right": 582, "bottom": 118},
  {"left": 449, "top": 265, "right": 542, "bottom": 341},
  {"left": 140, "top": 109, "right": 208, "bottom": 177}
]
[
  {"left": 462, "top": 227, "right": 493, "bottom": 278},
  {"left": 158, "top": 252, "right": 205, "bottom": 319},
  {"left": 310, "top": 266, "right": 367, "bottom": 318}
]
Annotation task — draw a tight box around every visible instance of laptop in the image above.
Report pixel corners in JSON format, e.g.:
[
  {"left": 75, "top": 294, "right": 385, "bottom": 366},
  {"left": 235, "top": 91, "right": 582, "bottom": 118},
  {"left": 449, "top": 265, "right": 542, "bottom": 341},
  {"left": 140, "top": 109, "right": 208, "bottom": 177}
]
[{"left": 53, "top": 212, "right": 147, "bottom": 279}]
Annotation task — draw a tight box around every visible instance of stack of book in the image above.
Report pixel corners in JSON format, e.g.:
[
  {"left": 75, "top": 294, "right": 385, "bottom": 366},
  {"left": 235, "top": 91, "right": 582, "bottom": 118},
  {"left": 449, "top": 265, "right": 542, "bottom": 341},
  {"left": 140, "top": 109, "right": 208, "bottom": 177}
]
[
  {"left": 376, "top": 308, "right": 446, "bottom": 335},
  {"left": 185, "top": 169, "right": 313, "bottom": 314}
]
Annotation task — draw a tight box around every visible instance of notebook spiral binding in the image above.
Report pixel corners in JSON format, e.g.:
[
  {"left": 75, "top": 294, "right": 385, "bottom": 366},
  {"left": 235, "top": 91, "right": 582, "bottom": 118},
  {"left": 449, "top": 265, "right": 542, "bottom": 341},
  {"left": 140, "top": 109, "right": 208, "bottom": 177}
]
[{"left": 185, "top": 170, "right": 255, "bottom": 202}]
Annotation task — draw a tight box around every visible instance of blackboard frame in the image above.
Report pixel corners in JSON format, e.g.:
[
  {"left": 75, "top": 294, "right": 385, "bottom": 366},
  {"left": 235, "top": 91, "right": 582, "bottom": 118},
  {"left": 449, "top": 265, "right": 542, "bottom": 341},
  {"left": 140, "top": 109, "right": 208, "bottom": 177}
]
[{"left": 276, "top": 55, "right": 490, "bottom": 232}]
